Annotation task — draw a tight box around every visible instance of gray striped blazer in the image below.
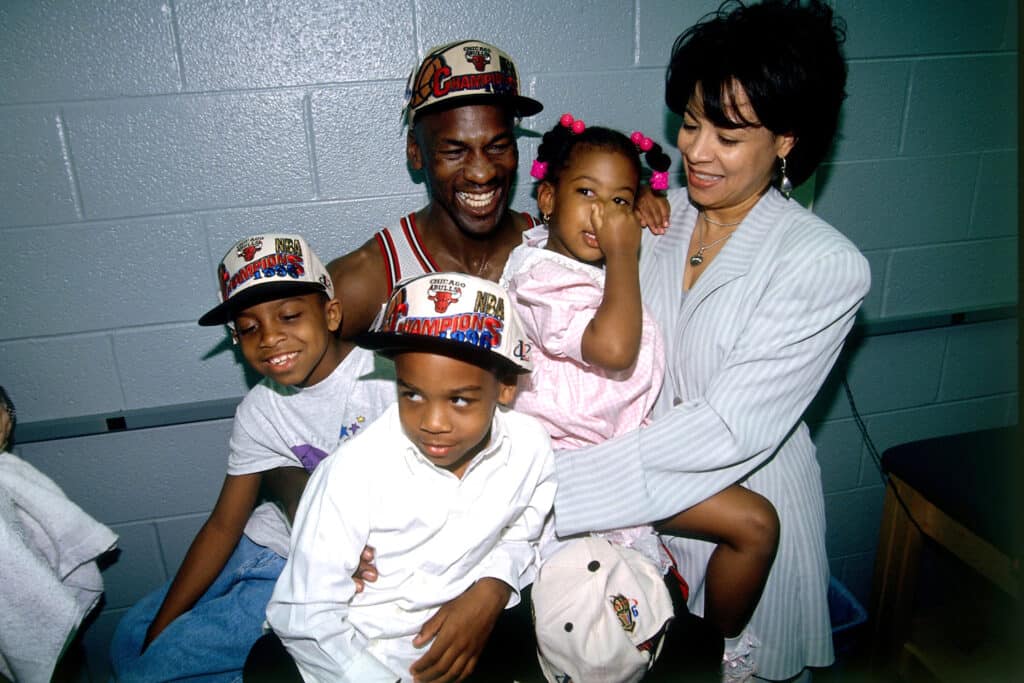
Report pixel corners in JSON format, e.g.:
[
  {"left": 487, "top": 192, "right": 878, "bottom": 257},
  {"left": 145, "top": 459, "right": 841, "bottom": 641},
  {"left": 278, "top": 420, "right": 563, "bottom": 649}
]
[{"left": 553, "top": 187, "right": 871, "bottom": 679}]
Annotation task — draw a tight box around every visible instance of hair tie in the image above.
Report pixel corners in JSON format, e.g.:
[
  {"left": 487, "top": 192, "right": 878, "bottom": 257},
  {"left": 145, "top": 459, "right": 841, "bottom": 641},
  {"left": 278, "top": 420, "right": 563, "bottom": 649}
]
[
  {"left": 630, "top": 131, "right": 653, "bottom": 152},
  {"left": 631, "top": 129, "right": 672, "bottom": 188},
  {"left": 560, "top": 112, "right": 585, "bottom": 134},
  {"left": 533, "top": 113, "right": 584, "bottom": 181},
  {"left": 650, "top": 171, "right": 669, "bottom": 191},
  {"left": 530, "top": 159, "right": 549, "bottom": 180}
]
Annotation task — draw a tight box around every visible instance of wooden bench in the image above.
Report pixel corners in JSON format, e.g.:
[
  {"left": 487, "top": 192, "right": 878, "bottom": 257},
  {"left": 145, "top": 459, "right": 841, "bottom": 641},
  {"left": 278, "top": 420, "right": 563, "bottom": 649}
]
[{"left": 869, "top": 426, "right": 1021, "bottom": 680}]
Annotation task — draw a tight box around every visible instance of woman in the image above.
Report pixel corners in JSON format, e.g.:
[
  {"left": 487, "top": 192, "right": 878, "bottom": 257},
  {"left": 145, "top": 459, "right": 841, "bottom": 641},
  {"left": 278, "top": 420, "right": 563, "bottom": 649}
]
[{"left": 552, "top": 1, "right": 869, "bottom": 680}]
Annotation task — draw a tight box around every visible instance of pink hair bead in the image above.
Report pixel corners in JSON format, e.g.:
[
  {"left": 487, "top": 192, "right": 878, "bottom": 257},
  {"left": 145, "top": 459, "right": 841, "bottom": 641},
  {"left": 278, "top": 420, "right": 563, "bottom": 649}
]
[
  {"left": 639, "top": 136, "right": 654, "bottom": 152},
  {"left": 630, "top": 131, "right": 644, "bottom": 145},
  {"left": 530, "top": 159, "right": 548, "bottom": 180},
  {"left": 560, "top": 113, "right": 575, "bottom": 127},
  {"left": 650, "top": 171, "right": 669, "bottom": 191},
  {"left": 571, "top": 119, "right": 585, "bottom": 134}
]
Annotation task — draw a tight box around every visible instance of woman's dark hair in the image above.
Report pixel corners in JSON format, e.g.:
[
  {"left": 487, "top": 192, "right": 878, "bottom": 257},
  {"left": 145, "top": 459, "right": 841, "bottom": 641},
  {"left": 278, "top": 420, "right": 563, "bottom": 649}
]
[
  {"left": 666, "top": 0, "right": 847, "bottom": 186},
  {"left": 535, "top": 121, "right": 671, "bottom": 188},
  {"left": 0, "top": 385, "right": 15, "bottom": 450}
]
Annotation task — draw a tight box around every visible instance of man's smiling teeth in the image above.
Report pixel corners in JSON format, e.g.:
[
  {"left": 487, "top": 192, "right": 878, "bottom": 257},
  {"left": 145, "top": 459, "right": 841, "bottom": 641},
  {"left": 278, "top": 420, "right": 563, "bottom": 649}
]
[
  {"left": 458, "top": 190, "right": 496, "bottom": 208},
  {"left": 268, "top": 352, "right": 298, "bottom": 366},
  {"left": 693, "top": 172, "right": 721, "bottom": 181}
]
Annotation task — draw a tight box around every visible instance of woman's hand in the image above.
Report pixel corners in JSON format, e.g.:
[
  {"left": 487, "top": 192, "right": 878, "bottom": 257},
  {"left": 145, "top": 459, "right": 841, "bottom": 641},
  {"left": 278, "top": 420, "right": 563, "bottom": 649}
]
[{"left": 635, "top": 184, "right": 671, "bottom": 235}]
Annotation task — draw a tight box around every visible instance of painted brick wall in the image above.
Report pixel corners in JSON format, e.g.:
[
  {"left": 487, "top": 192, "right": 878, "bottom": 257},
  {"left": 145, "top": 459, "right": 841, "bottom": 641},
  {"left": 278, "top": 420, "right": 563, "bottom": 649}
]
[
  {"left": 0, "top": 1, "right": 1017, "bottom": 679},
  {"left": 810, "top": 0, "right": 1019, "bottom": 604}
]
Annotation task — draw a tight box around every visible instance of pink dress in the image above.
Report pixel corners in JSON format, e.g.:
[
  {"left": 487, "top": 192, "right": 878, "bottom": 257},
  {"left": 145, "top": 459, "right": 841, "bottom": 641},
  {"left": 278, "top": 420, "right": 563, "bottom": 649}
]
[{"left": 501, "top": 227, "right": 667, "bottom": 557}]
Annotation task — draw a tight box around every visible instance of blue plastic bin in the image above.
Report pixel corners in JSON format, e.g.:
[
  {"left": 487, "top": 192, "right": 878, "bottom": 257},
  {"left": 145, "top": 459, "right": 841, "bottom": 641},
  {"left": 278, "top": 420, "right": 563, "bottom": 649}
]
[{"left": 828, "top": 576, "right": 868, "bottom": 659}]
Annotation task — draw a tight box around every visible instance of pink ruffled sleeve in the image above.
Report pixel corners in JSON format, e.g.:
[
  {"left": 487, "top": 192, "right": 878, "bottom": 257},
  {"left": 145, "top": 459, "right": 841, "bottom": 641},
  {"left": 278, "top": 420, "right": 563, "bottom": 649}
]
[{"left": 507, "top": 257, "right": 603, "bottom": 367}]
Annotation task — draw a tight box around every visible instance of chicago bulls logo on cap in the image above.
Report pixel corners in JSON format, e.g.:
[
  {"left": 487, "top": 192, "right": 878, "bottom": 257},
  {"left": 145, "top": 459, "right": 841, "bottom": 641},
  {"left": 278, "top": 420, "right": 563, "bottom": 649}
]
[
  {"left": 360, "top": 272, "right": 533, "bottom": 373},
  {"left": 464, "top": 45, "right": 491, "bottom": 71},
  {"left": 427, "top": 278, "right": 463, "bottom": 313}
]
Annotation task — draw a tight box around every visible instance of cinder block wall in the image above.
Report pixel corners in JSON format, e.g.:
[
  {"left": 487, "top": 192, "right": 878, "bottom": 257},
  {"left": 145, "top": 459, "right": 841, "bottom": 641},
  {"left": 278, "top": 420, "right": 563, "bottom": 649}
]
[{"left": 1, "top": 1, "right": 1017, "bottom": 679}]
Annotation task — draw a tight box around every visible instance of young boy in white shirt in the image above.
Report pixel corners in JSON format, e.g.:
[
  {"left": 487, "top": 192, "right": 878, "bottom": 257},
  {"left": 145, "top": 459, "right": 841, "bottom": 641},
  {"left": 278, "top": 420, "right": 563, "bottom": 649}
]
[
  {"left": 266, "top": 272, "right": 556, "bottom": 683},
  {"left": 110, "top": 234, "right": 394, "bottom": 682}
]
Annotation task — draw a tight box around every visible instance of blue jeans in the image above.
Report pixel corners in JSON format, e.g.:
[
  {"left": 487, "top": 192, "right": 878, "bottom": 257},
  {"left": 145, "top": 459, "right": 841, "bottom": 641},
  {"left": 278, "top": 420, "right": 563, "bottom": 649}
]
[{"left": 109, "top": 536, "right": 286, "bottom": 683}]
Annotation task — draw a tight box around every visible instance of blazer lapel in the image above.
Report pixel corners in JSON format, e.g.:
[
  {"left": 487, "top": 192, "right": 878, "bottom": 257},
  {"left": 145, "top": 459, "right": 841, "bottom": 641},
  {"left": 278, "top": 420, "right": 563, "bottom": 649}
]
[
  {"left": 635, "top": 199, "right": 694, "bottom": 382},
  {"left": 677, "top": 190, "right": 787, "bottom": 332}
]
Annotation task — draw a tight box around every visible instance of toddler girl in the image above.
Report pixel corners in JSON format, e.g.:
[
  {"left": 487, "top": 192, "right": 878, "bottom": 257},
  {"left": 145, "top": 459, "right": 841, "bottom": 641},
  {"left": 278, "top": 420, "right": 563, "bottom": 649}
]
[{"left": 502, "top": 114, "right": 779, "bottom": 644}]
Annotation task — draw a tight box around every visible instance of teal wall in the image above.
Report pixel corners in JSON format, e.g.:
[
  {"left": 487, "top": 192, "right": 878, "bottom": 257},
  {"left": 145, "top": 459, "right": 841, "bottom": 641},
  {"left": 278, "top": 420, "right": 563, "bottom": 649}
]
[{"left": 0, "top": 1, "right": 1017, "bottom": 679}]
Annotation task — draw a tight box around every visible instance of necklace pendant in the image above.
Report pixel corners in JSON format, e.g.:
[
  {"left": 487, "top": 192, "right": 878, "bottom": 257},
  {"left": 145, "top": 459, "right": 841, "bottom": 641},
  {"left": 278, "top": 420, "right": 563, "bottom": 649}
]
[{"left": 689, "top": 252, "right": 704, "bottom": 267}]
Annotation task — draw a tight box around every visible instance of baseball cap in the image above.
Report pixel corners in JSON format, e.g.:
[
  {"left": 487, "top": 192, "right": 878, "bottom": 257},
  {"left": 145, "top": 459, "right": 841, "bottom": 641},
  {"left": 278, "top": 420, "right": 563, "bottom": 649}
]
[
  {"left": 404, "top": 39, "right": 543, "bottom": 125},
  {"left": 357, "top": 272, "right": 533, "bottom": 374},
  {"left": 532, "top": 537, "right": 674, "bottom": 683},
  {"left": 198, "top": 234, "right": 334, "bottom": 327}
]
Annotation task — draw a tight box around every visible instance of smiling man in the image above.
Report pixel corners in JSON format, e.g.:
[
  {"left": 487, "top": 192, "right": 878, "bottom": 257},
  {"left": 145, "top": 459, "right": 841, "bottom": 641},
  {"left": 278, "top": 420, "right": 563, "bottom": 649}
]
[{"left": 328, "top": 39, "right": 543, "bottom": 339}]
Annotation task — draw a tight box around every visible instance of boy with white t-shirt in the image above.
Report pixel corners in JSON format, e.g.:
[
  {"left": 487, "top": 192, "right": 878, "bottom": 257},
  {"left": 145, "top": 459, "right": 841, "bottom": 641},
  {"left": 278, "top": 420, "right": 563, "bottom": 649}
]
[{"left": 109, "top": 234, "right": 394, "bottom": 683}]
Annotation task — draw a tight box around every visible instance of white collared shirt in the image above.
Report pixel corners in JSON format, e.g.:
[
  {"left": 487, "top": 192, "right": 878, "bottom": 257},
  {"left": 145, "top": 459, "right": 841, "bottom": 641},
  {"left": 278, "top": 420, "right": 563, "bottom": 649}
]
[{"left": 266, "top": 403, "right": 555, "bottom": 682}]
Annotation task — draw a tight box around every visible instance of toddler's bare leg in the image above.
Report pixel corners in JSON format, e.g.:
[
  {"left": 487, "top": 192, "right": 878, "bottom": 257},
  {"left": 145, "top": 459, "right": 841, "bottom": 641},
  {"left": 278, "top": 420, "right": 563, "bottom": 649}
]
[{"left": 656, "top": 485, "right": 779, "bottom": 637}]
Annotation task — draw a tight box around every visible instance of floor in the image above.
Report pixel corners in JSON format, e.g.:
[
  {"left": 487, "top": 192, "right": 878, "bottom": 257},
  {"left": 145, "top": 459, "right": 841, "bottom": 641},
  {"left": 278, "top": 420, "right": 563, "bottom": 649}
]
[{"left": 815, "top": 648, "right": 899, "bottom": 683}]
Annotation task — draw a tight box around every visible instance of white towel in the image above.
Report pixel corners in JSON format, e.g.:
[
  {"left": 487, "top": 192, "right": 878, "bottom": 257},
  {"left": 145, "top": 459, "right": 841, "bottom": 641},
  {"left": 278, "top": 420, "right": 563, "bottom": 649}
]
[{"left": 0, "top": 451, "right": 118, "bottom": 683}]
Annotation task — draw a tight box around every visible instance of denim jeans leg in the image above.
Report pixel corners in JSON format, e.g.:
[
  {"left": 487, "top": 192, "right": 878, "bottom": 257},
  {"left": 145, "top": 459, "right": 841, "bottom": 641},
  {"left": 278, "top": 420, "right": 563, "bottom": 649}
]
[
  {"left": 109, "top": 582, "right": 171, "bottom": 678},
  {"left": 109, "top": 537, "right": 285, "bottom": 683}
]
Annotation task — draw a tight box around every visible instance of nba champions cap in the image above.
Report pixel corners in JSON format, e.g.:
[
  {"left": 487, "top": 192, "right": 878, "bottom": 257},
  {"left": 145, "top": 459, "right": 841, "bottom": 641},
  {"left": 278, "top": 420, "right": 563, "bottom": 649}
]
[
  {"left": 358, "top": 272, "right": 533, "bottom": 374},
  {"left": 532, "top": 537, "right": 674, "bottom": 683},
  {"left": 404, "top": 39, "right": 543, "bottom": 124},
  {"left": 199, "top": 234, "right": 334, "bottom": 327}
]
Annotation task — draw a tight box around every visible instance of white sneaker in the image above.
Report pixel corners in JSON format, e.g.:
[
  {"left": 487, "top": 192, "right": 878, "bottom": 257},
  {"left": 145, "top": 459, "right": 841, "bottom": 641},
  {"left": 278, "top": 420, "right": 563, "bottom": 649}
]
[{"left": 721, "top": 632, "right": 760, "bottom": 683}]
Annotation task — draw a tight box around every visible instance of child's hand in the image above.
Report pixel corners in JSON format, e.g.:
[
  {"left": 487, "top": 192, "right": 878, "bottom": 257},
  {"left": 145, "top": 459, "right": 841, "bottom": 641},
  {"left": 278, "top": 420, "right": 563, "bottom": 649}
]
[
  {"left": 591, "top": 201, "right": 642, "bottom": 258},
  {"left": 635, "top": 184, "right": 671, "bottom": 235},
  {"left": 409, "top": 578, "right": 510, "bottom": 682},
  {"left": 352, "top": 545, "right": 377, "bottom": 593}
]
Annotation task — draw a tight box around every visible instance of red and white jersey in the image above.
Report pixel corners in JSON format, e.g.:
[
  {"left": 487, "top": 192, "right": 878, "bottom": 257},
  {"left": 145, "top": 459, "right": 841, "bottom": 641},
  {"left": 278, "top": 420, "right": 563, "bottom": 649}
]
[{"left": 373, "top": 212, "right": 537, "bottom": 295}]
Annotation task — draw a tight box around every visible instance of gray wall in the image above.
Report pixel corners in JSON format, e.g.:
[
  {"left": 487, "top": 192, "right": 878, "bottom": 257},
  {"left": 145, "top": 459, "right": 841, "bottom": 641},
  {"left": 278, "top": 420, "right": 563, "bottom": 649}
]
[{"left": 1, "top": 1, "right": 1017, "bottom": 679}]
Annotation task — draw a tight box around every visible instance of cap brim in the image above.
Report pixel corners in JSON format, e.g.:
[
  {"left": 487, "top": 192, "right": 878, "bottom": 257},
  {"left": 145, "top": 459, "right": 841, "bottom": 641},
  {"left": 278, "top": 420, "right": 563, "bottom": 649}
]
[
  {"left": 411, "top": 93, "right": 543, "bottom": 124},
  {"left": 198, "top": 281, "right": 327, "bottom": 327},
  {"left": 356, "top": 331, "right": 527, "bottom": 375}
]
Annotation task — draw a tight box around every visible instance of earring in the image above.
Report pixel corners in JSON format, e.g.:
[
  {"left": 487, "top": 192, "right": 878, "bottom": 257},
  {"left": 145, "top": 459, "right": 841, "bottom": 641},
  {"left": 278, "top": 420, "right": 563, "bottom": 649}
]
[
  {"left": 779, "top": 156, "right": 793, "bottom": 198},
  {"left": 542, "top": 213, "right": 551, "bottom": 224}
]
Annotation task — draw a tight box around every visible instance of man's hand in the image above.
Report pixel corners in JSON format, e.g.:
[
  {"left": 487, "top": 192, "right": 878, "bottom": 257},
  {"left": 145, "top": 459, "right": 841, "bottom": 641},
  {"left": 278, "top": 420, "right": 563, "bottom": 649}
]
[
  {"left": 634, "top": 184, "right": 671, "bottom": 235},
  {"left": 408, "top": 578, "right": 512, "bottom": 682},
  {"left": 259, "top": 466, "right": 309, "bottom": 524},
  {"left": 353, "top": 545, "right": 377, "bottom": 593}
]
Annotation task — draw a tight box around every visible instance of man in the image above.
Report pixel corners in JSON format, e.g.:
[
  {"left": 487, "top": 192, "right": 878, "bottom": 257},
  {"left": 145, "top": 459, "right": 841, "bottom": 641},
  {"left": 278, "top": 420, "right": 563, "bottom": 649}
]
[{"left": 328, "top": 39, "right": 543, "bottom": 338}]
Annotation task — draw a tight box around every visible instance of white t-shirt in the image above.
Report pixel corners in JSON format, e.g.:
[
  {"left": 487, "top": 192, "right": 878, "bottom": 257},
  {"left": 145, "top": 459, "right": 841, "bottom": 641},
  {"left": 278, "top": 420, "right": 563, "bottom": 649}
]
[
  {"left": 228, "top": 346, "right": 396, "bottom": 556},
  {"left": 267, "top": 403, "right": 556, "bottom": 683}
]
